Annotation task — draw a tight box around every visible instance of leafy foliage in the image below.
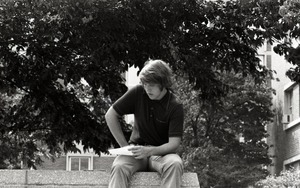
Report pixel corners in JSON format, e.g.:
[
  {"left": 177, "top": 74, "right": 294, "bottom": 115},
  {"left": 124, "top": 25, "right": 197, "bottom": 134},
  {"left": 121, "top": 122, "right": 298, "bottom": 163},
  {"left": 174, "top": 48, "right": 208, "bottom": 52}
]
[
  {"left": 273, "top": 0, "right": 300, "bottom": 82},
  {"left": 177, "top": 71, "right": 274, "bottom": 188},
  {"left": 257, "top": 168, "right": 300, "bottom": 188},
  {"left": 0, "top": 0, "right": 289, "bottom": 169}
]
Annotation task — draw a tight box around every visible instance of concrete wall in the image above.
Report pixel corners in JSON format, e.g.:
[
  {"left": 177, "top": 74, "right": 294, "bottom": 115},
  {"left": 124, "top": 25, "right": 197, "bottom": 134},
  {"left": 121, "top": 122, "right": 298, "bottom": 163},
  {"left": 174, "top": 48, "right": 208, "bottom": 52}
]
[
  {"left": 258, "top": 42, "right": 290, "bottom": 175},
  {"left": 0, "top": 170, "right": 200, "bottom": 188},
  {"left": 36, "top": 156, "right": 115, "bottom": 172}
]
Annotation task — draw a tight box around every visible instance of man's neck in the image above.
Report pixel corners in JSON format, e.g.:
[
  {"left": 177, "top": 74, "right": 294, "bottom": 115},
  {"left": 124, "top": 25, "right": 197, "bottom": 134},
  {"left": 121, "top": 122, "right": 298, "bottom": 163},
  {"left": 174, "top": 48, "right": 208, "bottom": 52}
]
[{"left": 156, "top": 88, "right": 167, "bottom": 100}]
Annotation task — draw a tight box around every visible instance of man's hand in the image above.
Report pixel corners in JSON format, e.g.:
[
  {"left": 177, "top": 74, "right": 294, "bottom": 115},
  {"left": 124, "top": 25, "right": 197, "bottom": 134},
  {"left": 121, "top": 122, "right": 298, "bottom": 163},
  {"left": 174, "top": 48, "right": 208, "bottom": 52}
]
[
  {"left": 128, "top": 137, "right": 181, "bottom": 159},
  {"left": 128, "top": 146, "right": 153, "bottom": 159}
]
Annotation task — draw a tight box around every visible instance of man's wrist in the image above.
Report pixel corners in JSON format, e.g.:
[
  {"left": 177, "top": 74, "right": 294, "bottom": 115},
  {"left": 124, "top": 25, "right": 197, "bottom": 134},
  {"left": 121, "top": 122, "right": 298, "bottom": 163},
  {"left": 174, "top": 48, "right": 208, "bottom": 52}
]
[
  {"left": 148, "top": 146, "right": 155, "bottom": 156},
  {"left": 119, "top": 141, "right": 129, "bottom": 148}
]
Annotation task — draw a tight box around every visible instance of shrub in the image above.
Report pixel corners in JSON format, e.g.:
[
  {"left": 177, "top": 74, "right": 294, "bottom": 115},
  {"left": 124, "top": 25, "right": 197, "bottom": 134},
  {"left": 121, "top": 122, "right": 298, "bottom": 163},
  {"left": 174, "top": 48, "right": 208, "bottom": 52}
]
[{"left": 257, "top": 168, "right": 300, "bottom": 188}]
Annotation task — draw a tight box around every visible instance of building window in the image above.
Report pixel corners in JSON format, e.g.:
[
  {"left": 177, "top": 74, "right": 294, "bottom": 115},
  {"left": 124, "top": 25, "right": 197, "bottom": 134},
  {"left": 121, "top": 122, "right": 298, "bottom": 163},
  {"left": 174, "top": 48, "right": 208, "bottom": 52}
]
[
  {"left": 287, "top": 89, "right": 293, "bottom": 114},
  {"left": 70, "top": 157, "right": 89, "bottom": 171},
  {"left": 66, "top": 154, "right": 93, "bottom": 171},
  {"left": 283, "top": 82, "right": 299, "bottom": 125}
]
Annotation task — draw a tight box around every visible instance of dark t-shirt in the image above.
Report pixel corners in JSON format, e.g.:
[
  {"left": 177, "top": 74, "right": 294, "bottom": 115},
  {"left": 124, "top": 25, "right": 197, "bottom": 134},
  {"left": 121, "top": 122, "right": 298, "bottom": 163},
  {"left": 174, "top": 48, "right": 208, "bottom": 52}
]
[{"left": 113, "top": 85, "right": 184, "bottom": 146}]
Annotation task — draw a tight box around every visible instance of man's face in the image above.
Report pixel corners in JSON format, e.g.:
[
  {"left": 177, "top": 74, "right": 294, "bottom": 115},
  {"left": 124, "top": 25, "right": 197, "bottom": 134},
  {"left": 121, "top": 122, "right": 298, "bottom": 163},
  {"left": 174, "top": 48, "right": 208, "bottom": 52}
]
[{"left": 142, "top": 82, "right": 166, "bottom": 100}]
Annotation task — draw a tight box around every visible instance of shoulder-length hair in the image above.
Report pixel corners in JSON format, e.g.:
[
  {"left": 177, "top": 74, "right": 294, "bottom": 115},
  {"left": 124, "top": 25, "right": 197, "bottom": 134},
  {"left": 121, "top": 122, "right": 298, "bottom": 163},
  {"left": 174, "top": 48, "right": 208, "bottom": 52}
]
[{"left": 139, "top": 59, "right": 173, "bottom": 89}]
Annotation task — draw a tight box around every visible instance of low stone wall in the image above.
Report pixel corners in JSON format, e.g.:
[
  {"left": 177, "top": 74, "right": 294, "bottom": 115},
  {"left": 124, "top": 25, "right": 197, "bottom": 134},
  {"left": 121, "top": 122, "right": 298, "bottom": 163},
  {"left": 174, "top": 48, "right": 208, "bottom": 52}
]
[{"left": 0, "top": 170, "right": 200, "bottom": 188}]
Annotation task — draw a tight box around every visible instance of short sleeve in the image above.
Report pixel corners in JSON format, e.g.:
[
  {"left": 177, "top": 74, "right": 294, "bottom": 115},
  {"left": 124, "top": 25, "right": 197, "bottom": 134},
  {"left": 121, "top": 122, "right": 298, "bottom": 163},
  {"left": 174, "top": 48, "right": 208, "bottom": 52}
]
[
  {"left": 168, "top": 104, "right": 184, "bottom": 137},
  {"left": 112, "top": 85, "right": 139, "bottom": 116}
]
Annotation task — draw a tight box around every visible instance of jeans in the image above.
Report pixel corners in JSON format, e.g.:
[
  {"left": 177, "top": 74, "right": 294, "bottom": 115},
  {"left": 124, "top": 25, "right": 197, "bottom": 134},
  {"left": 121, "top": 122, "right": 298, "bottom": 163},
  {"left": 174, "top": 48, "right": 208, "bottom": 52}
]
[{"left": 108, "top": 154, "right": 183, "bottom": 188}]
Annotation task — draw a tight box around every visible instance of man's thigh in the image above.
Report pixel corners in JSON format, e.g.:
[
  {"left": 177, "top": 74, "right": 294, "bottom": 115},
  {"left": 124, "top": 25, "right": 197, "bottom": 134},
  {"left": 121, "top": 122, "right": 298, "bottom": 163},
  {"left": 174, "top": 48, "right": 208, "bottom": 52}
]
[
  {"left": 112, "top": 155, "right": 148, "bottom": 173},
  {"left": 148, "top": 154, "right": 183, "bottom": 173}
]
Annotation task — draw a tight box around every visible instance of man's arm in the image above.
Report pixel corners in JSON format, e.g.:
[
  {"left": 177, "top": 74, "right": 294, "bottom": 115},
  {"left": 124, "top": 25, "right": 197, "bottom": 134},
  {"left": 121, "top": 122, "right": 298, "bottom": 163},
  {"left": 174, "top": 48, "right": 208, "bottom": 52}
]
[
  {"left": 105, "top": 106, "right": 129, "bottom": 147},
  {"left": 129, "top": 137, "right": 181, "bottom": 159}
]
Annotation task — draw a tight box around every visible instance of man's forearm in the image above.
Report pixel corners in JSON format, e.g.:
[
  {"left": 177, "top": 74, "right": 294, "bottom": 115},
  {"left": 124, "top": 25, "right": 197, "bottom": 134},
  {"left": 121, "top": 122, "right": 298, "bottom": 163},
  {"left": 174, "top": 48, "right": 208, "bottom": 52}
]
[
  {"left": 105, "top": 107, "right": 128, "bottom": 147},
  {"left": 150, "top": 143, "right": 178, "bottom": 156},
  {"left": 146, "top": 137, "right": 181, "bottom": 157}
]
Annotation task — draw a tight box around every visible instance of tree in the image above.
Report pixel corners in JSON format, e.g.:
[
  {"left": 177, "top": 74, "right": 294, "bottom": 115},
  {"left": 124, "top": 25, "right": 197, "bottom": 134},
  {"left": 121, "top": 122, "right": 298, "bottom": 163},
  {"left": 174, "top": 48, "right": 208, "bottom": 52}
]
[
  {"left": 274, "top": 0, "right": 300, "bottom": 82},
  {"left": 176, "top": 71, "right": 274, "bottom": 188},
  {"left": 0, "top": 0, "right": 129, "bottom": 168},
  {"left": 0, "top": 0, "right": 287, "bottom": 168}
]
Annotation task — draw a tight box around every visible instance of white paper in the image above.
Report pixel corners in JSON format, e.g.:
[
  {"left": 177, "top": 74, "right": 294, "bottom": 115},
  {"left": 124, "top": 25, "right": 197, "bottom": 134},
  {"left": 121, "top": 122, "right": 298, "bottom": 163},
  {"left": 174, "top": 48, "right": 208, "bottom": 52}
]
[{"left": 108, "top": 145, "right": 135, "bottom": 156}]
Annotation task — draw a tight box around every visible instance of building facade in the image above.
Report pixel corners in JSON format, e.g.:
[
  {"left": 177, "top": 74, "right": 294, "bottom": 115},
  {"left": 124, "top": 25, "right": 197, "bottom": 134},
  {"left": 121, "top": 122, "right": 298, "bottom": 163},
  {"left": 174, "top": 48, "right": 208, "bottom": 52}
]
[{"left": 259, "top": 42, "right": 300, "bottom": 175}]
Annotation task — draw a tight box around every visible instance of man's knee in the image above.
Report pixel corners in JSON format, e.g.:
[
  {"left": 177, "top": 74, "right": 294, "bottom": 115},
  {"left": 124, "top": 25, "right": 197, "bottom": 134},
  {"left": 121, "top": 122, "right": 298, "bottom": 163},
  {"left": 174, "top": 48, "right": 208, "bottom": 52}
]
[
  {"left": 111, "top": 157, "right": 131, "bottom": 176},
  {"left": 165, "top": 154, "right": 184, "bottom": 171}
]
